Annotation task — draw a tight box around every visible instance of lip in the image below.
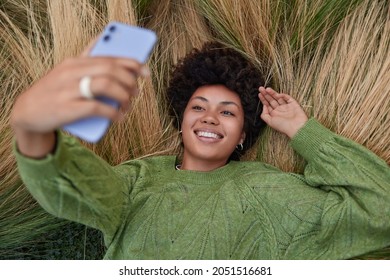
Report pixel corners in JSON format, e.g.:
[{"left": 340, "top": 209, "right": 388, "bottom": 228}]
[{"left": 193, "top": 128, "right": 224, "bottom": 142}]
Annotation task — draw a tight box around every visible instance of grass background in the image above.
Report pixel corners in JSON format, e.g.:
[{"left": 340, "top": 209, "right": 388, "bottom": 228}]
[{"left": 0, "top": 0, "right": 389, "bottom": 259}]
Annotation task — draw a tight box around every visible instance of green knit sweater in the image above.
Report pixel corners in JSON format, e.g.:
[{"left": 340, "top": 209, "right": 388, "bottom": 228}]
[{"left": 15, "top": 119, "right": 390, "bottom": 259}]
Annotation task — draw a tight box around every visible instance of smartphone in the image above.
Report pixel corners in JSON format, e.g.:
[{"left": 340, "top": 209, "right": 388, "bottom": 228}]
[{"left": 62, "top": 22, "right": 157, "bottom": 143}]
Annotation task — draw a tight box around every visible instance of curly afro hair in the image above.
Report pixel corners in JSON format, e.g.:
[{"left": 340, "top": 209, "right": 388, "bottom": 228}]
[{"left": 166, "top": 42, "right": 267, "bottom": 160}]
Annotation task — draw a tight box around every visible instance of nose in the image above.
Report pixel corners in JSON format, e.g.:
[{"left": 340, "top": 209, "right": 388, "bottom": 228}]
[{"left": 200, "top": 111, "right": 219, "bottom": 125}]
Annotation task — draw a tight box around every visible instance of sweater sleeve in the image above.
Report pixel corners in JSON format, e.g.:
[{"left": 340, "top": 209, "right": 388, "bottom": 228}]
[
  {"left": 288, "top": 118, "right": 390, "bottom": 258},
  {"left": 14, "top": 132, "right": 134, "bottom": 245}
]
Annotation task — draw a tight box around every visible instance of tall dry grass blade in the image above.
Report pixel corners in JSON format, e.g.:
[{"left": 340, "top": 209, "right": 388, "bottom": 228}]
[
  {"left": 0, "top": 4, "right": 52, "bottom": 190},
  {"left": 131, "top": 0, "right": 154, "bottom": 23},
  {"left": 105, "top": 0, "right": 137, "bottom": 24},
  {"left": 146, "top": 0, "right": 213, "bottom": 88},
  {"left": 259, "top": 0, "right": 389, "bottom": 172},
  {"left": 48, "top": 0, "right": 104, "bottom": 63},
  {"left": 325, "top": 1, "right": 390, "bottom": 163},
  {"left": 0, "top": 1, "right": 63, "bottom": 255},
  {"left": 286, "top": 0, "right": 363, "bottom": 52},
  {"left": 292, "top": 0, "right": 390, "bottom": 164},
  {"left": 196, "top": 0, "right": 277, "bottom": 78},
  {"left": 0, "top": 0, "right": 106, "bottom": 257}
]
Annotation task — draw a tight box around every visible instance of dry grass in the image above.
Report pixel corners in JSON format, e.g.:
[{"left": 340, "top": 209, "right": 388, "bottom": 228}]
[
  {"left": 0, "top": 0, "right": 389, "bottom": 258},
  {"left": 145, "top": 0, "right": 212, "bottom": 107},
  {"left": 279, "top": 0, "right": 390, "bottom": 169}
]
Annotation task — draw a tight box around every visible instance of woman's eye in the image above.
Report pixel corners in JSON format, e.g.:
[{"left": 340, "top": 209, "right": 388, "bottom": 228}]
[
  {"left": 192, "top": 106, "right": 203, "bottom": 111},
  {"left": 222, "top": 110, "right": 234, "bottom": 116}
]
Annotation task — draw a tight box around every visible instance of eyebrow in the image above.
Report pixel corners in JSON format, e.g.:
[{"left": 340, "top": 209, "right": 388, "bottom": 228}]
[{"left": 191, "top": 96, "right": 240, "bottom": 108}]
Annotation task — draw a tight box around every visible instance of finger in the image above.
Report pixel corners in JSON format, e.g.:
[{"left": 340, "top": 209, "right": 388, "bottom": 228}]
[
  {"left": 57, "top": 57, "right": 148, "bottom": 102},
  {"left": 258, "top": 91, "right": 270, "bottom": 107},
  {"left": 74, "top": 56, "right": 145, "bottom": 77},
  {"left": 263, "top": 87, "right": 285, "bottom": 105},
  {"left": 94, "top": 71, "right": 138, "bottom": 98},
  {"left": 59, "top": 56, "right": 144, "bottom": 82},
  {"left": 258, "top": 87, "right": 274, "bottom": 108},
  {"left": 59, "top": 100, "right": 121, "bottom": 126},
  {"left": 276, "top": 96, "right": 288, "bottom": 105},
  {"left": 79, "top": 100, "right": 121, "bottom": 121},
  {"left": 268, "top": 88, "right": 296, "bottom": 104},
  {"left": 263, "top": 91, "right": 280, "bottom": 109},
  {"left": 71, "top": 65, "right": 138, "bottom": 91},
  {"left": 85, "top": 100, "right": 122, "bottom": 121},
  {"left": 261, "top": 102, "right": 269, "bottom": 115},
  {"left": 260, "top": 104, "right": 271, "bottom": 124},
  {"left": 277, "top": 93, "right": 295, "bottom": 104},
  {"left": 265, "top": 87, "right": 279, "bottom": 96},
  {"left": 59, "top": 58, "right": 142, "bottom": 103},
  {"left": 268, "top": 88, "right": 297, "bottom": 106},
  {"left": 85, "top": 75, "right": 137, "bottom": 110}
]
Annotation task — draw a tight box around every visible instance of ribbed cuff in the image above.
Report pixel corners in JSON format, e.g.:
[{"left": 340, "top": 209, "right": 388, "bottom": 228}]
[
  {"left": 13, "top": 131, "right": 75, "bottom": 179},
  {"left": 290, "top": 118, "right": 335, "bottom": 162}
]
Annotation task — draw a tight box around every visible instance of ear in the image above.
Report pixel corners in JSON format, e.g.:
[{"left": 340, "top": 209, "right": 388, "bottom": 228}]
[{"left": 239, "top": 131, "right": 246, "bottom": 145}]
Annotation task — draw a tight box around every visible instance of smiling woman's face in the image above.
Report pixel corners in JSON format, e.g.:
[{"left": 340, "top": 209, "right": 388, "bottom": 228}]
[{"left": 181, "top": 84, "right": 246, "bottom": 171}]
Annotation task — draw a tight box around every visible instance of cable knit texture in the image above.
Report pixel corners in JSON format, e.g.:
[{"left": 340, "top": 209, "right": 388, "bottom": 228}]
[{"left": 14, "top": 118, "right": 390, "bottom": 259}]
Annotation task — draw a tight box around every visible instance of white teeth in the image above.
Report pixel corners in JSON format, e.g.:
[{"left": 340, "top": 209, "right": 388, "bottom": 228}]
[{"left": 196, "top": 131, "right": 221, "bottom": 139}]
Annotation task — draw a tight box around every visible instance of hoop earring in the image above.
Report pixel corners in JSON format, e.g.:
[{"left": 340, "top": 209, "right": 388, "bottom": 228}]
[{"left": 236, "top": 143, "right": 244, "bottom": 151}]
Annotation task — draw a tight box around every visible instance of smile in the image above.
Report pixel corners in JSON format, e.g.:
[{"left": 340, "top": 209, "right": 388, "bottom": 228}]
[{"left": 194, "top": 130, "right": 223, "bottom": 139}]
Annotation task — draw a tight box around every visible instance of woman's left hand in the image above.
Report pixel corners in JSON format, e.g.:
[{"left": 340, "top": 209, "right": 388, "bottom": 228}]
[{"left": 258, "top": 87, "right": 308, "bottom": 139}]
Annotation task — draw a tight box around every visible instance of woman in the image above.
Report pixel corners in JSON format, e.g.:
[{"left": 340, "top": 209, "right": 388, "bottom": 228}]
[{"left": 11, "top": 42, "right": 390, "bottom": 259}]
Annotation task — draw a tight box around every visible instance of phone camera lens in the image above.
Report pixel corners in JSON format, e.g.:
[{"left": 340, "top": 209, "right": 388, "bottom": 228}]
[
  {"left": 109, "top": 25, "right": 116, "bottom": 32},
  {"left": 103, "top": 35, "right": 110, "bottom": 41}
]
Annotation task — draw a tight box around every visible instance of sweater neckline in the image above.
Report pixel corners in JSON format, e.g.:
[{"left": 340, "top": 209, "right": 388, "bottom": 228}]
[{"left": 167, "top": 156, "right": 241, "bottom": 185}]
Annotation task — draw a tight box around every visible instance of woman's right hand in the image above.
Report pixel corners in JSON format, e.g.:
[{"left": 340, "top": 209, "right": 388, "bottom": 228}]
[{"left": 11, "top": 44, "right": 146, "bottom": 157}]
